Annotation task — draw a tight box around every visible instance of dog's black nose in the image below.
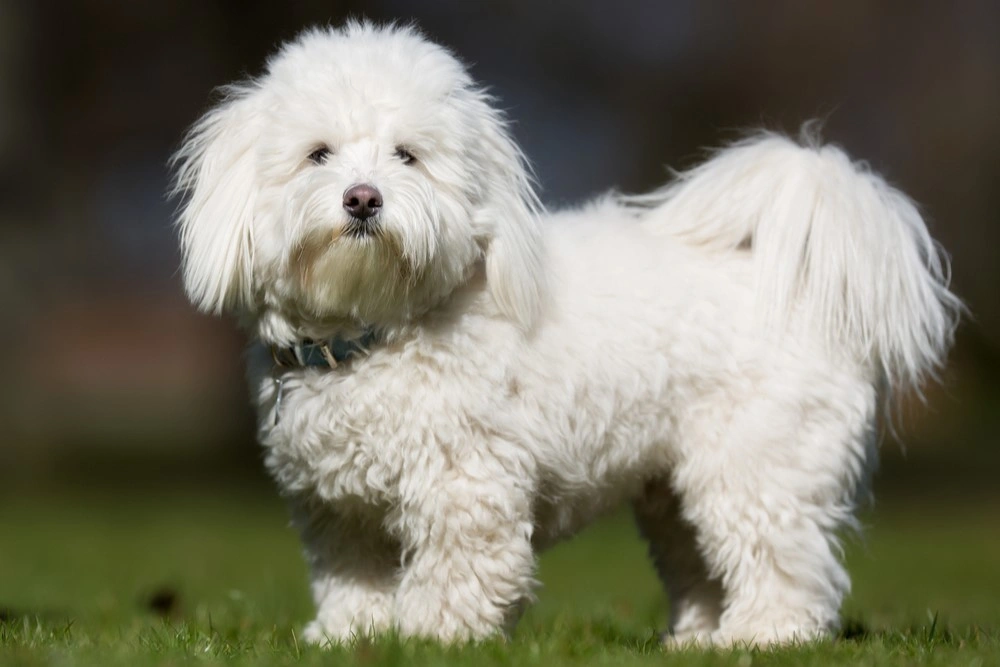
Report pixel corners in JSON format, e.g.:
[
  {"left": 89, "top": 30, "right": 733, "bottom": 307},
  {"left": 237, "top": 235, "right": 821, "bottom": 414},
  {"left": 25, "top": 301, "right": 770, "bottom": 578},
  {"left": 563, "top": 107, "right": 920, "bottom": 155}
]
[{"left": 343, "top": 184, "right": 383, "bottom": 220}]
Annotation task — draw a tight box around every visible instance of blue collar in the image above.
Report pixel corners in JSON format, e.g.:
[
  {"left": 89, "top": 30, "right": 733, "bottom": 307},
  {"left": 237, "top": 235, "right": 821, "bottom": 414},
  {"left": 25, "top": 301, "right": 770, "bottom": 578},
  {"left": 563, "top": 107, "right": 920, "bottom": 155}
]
[{"left": 270, "top": 330, "right": 379, "bottom": 369}]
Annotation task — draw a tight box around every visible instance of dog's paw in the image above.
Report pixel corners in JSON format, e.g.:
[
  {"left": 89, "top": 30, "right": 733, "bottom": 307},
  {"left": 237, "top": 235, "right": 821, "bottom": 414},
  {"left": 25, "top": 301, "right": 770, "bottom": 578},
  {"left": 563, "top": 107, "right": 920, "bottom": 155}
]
[
  {"left": 301, "top": 621, "right": 339, "bottom": 647},
  {"left": 300, "top": 620, "right": 367, "bottom": 647}
]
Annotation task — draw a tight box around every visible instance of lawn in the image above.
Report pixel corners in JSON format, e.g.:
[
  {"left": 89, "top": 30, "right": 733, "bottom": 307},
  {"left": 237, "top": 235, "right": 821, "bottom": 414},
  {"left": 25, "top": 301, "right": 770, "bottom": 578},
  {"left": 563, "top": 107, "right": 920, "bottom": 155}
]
[{"left": 1, "top": 483, "right": 998, "bottom": 666}]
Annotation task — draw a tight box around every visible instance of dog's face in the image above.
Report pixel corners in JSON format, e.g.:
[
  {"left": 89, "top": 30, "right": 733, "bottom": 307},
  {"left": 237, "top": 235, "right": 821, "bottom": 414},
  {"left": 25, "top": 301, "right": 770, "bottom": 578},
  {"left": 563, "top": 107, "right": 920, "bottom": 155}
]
[{"left": 174, "top": 23, "right": 544, "bottom": 340}]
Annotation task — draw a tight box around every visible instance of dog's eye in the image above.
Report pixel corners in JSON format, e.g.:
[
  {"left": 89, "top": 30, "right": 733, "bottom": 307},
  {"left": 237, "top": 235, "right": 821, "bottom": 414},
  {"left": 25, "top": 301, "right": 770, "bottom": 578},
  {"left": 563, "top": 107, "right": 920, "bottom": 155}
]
[
  {"left": 307, "top": 146, "right": 332, "bottom": 165},
  {"left": 395, "top": 146, "right": 416, "bottom": 165}
]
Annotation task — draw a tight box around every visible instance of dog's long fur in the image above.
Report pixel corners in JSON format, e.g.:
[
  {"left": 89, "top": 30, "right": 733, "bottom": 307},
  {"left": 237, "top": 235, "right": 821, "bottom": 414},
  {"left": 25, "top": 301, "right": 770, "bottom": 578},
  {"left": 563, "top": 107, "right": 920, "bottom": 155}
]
[{"left": 173, "top": 22, "right": 960, "bottom": 646}]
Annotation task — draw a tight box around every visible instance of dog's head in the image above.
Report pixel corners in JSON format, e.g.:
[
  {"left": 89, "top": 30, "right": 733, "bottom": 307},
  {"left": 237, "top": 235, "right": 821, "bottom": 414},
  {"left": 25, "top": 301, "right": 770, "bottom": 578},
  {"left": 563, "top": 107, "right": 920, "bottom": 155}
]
[{"left": 173, "top": 22, "right": 545, "bottom": 340}]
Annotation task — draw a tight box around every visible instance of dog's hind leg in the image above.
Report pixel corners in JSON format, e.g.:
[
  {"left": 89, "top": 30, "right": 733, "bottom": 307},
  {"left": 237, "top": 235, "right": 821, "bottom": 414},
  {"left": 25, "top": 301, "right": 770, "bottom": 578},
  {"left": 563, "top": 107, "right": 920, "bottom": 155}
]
[
  {"left": 633, "top": 478, "right": 724, "bottom": 646},
  {"left": 666, "top": 372, "right": 877, "bottom": 647}
]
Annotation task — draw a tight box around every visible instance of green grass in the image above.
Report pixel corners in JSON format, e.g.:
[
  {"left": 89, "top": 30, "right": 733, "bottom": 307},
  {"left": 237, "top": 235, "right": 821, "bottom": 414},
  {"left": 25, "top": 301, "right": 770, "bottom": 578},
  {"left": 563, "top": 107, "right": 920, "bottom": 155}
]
[{"left": 1, "top": 486, "right": 998, "bottom": 666}]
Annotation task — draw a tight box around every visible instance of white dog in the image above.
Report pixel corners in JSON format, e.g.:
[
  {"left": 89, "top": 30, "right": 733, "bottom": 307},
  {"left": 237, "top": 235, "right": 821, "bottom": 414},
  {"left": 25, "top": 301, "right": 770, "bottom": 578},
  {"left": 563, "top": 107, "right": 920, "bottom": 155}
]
[{"left": 173, "top": 22, "right": 960, "bottom": 647}]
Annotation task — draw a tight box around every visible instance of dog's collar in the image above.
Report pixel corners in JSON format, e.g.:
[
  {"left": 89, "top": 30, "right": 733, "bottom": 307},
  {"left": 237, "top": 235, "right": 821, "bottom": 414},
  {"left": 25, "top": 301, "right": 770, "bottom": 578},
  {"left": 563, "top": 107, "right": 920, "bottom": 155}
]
[{"left": 270, "top": 330, "right": 379, "bottom": 369}]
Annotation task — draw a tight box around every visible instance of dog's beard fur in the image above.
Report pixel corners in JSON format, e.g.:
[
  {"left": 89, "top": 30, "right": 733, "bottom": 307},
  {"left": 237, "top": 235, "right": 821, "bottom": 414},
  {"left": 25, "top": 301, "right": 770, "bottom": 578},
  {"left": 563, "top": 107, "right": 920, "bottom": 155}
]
[{"left": 291, "top": 222, "right": 414, "bottom": 323}]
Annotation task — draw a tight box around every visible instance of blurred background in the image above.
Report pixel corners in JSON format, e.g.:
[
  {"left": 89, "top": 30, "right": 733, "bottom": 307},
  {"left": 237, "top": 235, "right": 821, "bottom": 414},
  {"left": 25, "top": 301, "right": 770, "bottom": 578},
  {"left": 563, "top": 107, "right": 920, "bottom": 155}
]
[{"left": 1, "top": 0, "right": 999, "bottom": 628}]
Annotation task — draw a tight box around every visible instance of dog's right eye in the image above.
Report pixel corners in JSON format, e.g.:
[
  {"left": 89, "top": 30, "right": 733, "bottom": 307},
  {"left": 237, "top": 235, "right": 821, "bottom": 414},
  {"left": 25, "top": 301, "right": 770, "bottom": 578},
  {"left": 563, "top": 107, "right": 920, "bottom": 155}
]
[{"left": 307, "top": 146, "right": 332, "bottom": 165}]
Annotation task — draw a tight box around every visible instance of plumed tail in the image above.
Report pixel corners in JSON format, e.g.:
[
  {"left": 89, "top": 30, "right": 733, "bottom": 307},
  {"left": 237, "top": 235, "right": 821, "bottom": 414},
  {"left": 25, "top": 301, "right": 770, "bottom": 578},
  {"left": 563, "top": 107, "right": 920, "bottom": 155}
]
[{"left": 627, "top": 132, "right": 962, "bottom": 395}]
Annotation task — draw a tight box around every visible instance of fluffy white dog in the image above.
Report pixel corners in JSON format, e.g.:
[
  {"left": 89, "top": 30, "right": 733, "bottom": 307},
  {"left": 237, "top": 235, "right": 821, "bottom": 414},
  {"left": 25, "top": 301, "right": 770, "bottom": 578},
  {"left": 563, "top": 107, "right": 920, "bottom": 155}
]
[{"left": 173, "top": 22, "right": 960, "bottom": 647}]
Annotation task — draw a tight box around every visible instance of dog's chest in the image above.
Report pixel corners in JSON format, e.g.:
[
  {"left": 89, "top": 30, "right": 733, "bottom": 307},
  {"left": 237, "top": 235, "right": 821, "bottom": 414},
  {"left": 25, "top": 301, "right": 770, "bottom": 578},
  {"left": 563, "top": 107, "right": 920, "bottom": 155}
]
[
  {"left": 252, "top": 346, "right": 508, "bottom": 510},
  {"left": 256, "top": 371, "right": 407, "bottom": 507}
]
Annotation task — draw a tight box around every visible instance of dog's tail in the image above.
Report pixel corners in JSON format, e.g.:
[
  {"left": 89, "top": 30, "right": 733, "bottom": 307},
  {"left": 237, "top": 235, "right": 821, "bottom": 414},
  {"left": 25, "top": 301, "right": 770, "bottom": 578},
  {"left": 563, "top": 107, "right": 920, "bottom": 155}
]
[{"left": 628, "top": 131, "right": 961, "bottom": 395}]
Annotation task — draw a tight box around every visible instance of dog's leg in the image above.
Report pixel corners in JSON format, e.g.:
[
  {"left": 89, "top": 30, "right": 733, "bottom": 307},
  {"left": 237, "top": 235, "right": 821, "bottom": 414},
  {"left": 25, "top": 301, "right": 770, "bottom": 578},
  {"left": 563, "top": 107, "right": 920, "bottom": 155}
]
[
  {"left": 633, "top": 479, "right": 724, "bottom": 646},
  {"left": 390, "top": 472, "right": 536, "bottom": 642},
  {"left": 667, "top": 379, "right": 876, "bottom": 648},
  {"left": 676, "top": 484, "right": 848, "bottom": 647},
  {"left": 292, "top": 501, "right": 400, "bottom": 645}
]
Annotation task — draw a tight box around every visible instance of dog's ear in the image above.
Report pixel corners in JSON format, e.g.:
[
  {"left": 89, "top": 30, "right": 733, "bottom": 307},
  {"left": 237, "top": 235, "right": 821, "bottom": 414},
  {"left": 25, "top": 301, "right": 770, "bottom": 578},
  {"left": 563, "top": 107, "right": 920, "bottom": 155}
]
[
  {"left": 473, "top": 101, "right": 547, "bottom": 330},
  {"left": 171, "top": 86, "right": 261, "bottom": 314}
]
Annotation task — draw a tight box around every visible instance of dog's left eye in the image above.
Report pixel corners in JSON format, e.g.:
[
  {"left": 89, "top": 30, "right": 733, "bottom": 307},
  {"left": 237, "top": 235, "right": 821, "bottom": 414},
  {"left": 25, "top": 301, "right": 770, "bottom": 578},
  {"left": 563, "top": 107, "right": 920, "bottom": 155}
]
[
  {"left": 395, "top": 146, "right": 416, "bottom": 165},
  {"left": 307, "top": 146, "right": 331, "bottom": 165}
]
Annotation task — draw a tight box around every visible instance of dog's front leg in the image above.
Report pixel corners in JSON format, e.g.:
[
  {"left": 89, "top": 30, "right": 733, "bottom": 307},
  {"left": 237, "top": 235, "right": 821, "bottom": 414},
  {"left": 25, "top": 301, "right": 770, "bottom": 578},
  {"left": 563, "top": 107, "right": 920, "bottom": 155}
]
[
  {"left": 389, "top": 469, "right": 536, "bottom": 642},
  {"left": 291, "top": 500, "right": 401, "bottom": 645}
]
